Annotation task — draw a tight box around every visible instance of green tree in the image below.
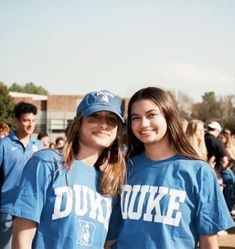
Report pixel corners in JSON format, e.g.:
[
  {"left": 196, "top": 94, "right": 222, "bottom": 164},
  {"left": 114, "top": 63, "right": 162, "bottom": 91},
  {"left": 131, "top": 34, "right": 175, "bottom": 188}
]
[
  {"left": 9, "top": 82, "right": 48, "bottom": 95},
  {"left": 191, "top": 91, "right": 223, "bottom": 122},
  {"left": 9, "top": 82, "right": 23, "bottom": 92},
  {"left": 172, "top": 90, "right": 193, "bottom": 120},
  {"left": 201, "top": 91, "right": 223, "bottom": 119},
  {"left": 190, "top": 91, "right": 235, "bottom": 129},
  {"left": 191, "top": 101, "right": 209, "bottom": 122},
  {"left": 0, "top": 82, "right": 15, "bottom": 128},
  {"left": 220, "top": 95, "right": 235, "bottom": 129}
]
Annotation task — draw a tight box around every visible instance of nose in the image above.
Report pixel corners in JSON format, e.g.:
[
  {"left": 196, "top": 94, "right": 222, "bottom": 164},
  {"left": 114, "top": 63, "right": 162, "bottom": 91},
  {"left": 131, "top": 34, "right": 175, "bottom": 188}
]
[
  {"left": 140, "top": 116, "right": 150, "bottom": 127},
  {"left": 29, "top": 120, "right": 34, "bottom": 126},
  {"left": 98, "top": 118, "right": 109, "bottom": 128}
]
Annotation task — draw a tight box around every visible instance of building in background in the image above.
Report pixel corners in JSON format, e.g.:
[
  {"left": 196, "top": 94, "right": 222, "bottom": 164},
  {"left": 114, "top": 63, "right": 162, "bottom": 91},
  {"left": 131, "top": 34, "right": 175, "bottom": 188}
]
[{"left": 9, "top": 92, "right": 128, "bottom": 142}]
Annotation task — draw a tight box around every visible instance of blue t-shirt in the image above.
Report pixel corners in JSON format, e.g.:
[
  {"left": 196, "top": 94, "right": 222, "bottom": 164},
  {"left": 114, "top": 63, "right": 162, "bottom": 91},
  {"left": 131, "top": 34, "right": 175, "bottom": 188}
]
[
  {"left": 108, "top": 153, "right": 235, "bottom": 249},
  {"left": 0, "top": 130, "right": 43, "bottom": 213},
  {"left": 12, "top": 149, "right": 112, "bottom": 249},
  {"left": 222, "top": 168, "right": 235, "bottom": 184}
]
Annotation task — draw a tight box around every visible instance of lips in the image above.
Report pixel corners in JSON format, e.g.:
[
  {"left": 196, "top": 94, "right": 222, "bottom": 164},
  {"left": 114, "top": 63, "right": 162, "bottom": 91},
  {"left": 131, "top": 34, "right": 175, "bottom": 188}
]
[
  {"left": 93, "top": 131, "right": 110, "bottom": 137},
  {"left": 139, "top": 130, "right": 153, "bottom": 136}
]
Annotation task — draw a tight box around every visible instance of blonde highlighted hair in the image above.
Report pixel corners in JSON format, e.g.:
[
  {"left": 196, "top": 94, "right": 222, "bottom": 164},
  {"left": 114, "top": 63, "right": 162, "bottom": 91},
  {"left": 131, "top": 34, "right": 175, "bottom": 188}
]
[
  {"left": 63, "top": 115, "right": 126, "bottom": 197},
  {"left": 186, "top": 119, "right": 207, "bottom": 160}
]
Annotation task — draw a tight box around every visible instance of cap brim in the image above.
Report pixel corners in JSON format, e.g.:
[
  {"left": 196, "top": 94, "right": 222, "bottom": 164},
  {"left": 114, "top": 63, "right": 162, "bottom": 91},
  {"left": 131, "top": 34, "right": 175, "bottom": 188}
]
[
  {"left": 208, "top": 124, "right": 221, "bottom": 131},
  {"left": 81, "top": 105, "right": 125, "bottom": 123}
]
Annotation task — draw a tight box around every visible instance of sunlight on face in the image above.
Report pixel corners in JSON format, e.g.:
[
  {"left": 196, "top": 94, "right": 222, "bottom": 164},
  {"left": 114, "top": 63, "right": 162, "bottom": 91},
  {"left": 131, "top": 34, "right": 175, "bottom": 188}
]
[
  {"left": 195, "top": 123, "right": 205, "bottom": 141},
  {"left": 79, "top": 111, "right": 119, "bottom": 151},
  {"left": 15, "top": 113, "right": 36, "bottom": 136},
  {"left": 131, "top": 99, "right": 168, "bottom": 144}
]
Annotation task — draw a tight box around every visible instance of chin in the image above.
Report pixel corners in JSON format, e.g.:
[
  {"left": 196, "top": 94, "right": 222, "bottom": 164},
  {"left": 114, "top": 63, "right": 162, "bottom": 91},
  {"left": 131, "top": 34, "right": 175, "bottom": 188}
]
[
  {"left": 94, "top": 139, "right": 113, "bottom": 147},
  {"left": 138, "top": 136, "right": 153, "bottom": 142},
  {"left": 98, "top": 143, "right": 111, "bottom": 149}
]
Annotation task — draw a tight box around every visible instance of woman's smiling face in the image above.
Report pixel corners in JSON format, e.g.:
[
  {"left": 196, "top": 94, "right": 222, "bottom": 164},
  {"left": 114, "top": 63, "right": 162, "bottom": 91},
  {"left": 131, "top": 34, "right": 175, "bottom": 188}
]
[
  {"left": 130, "top": 99, "right": 168, "bottom": 145},
  {"left": 79, "top": 111, "right": 119, "bottom": 151}
]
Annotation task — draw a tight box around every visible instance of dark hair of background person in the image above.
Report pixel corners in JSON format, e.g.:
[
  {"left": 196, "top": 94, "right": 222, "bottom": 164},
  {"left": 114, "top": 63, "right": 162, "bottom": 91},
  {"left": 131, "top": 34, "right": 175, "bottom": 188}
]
[{"left": 14, "top": 102, "right": 37, "bottom": 119}]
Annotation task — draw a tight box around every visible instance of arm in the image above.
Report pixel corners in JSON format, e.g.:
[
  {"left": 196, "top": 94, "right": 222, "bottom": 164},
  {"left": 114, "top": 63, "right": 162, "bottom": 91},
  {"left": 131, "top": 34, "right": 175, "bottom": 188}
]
[
  {"left": 208, "top": 155, "right": 216, "bottom": 169},
  {"left": 221, "top": 156, "right": 229, "bottom": 169},
  {"left": 226, "top": 148, "right": 235, "bottom": 160},
  {"left": 104, "top": 240, "right": 116, "bottom": 249},
  {"left": 199, "top": 234, "right": 218, "bottom": 249},
  {"left": 12, "top": 217, "right": 37, "bottom": 249},
  {"left": 105, "top": 196, "right": 122, "bottom": 249}
]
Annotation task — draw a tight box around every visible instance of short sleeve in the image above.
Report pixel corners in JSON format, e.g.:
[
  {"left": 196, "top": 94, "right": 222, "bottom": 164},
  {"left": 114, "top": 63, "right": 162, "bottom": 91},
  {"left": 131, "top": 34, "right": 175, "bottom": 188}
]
[
  {"left": 11, "top": 155, "right": 53, "bottom": 223},
  {"left": 196, "top": 167, "right": 235, "bottom": 234}
]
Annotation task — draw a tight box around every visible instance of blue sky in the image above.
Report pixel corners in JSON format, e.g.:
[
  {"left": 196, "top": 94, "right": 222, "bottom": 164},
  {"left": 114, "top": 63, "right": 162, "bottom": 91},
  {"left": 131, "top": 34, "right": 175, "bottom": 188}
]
[{"left": 0, "top": 0, "right": 234, "bottom": 101}]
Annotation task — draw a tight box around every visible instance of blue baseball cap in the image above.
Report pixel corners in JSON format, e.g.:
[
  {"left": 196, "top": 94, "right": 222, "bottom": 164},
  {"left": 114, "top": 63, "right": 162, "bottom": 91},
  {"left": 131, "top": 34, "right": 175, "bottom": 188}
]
[{"left": 76, "top": 90, "right": 125, "bottom": 123}]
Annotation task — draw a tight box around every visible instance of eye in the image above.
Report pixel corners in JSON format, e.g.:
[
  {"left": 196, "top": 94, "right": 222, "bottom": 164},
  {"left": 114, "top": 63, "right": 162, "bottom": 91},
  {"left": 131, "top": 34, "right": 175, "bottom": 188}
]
[
  {"left": 131, "top": 116, "right": 140, "bottom": 122},
  {"left": 108, "top": 116, "right": 118, "bottom": 125},
  {"left": 90, "top": 113, "right": 100, "bottom": 119},
  {"left": 148, "top": 111, "right": 160, "bottom": 118}
]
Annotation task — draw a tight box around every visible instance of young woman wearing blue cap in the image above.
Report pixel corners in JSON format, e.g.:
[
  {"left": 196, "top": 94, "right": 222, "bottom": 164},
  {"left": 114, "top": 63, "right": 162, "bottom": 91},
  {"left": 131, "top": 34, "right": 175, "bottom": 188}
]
[
  {"left": 107, "top": 87, "right": 234, "bottom": 249},
  {"left": 11, "top": 90, "right": 126, "bottom": 249}
]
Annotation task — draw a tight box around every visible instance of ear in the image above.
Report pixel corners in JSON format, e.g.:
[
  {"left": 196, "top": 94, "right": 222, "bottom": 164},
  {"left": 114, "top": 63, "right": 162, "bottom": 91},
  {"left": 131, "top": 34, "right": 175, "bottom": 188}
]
[{"left": 14, "top": 117, "right": 18, "bottom": 126}]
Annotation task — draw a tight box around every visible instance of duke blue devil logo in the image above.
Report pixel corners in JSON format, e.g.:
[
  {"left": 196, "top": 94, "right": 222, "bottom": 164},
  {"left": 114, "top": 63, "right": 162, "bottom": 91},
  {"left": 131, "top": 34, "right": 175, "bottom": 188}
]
[
  {"left": 97, "top": 91, "right": 114, "bottom": 103},
  {"left": 77, "top": 220, "right": 95, "bottom": 246}
]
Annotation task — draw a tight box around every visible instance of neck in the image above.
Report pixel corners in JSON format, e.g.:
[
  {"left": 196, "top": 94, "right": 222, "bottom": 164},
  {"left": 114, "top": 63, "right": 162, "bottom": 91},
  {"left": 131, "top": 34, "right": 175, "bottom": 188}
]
[
  {"left": 17, "top": 132, "right": 30, "bottom": 147},
  {"left": 144, "top": 136, "right": 176, "bottom": 161},
  {"left": 77, "top": 143, "right": 102, "bottom": 166}
]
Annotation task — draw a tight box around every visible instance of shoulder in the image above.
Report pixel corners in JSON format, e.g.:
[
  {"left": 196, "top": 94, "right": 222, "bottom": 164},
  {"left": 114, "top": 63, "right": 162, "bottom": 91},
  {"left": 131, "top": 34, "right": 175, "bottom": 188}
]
[
  {"left": 32, "top": 149, "right": 64, "bottom": 163},
  {"left": 0, "top": 136, "right": 7, "bottom": 146},
  {"left": 177, "top": 157, "right": 217, "bottom": 179},
  {"left": 166, "top": 155, "right": 212, "bottom": 174},
  {"left": 205, "top": 133, "right": 212, "bottom": 139},
  {"left": 0, "top": 134, "right": 15, "bottom": 149},
  {"left": 169, "top": 157, "right": 220, "bottom": 191},
  {"left": 223, "top": 168, "right": 234, "bottom": 176},
  {"left": 23, "top": 149, "right": 64, "bottom": 176},
  {"left": 177, "top": 156, "right": 211, "bottom": 169}
]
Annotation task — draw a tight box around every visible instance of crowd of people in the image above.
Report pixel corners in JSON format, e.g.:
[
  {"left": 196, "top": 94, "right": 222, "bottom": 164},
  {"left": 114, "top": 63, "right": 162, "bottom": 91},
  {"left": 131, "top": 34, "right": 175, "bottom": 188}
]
[
  {"left": 37, "top": 131, "right": 65, "bottom": 151},
  {"left": 186, "top": 119, "right": 235, "bottom": 215},
  {"left": 0, "top": 87, "right": 235, "bottom": 249}
]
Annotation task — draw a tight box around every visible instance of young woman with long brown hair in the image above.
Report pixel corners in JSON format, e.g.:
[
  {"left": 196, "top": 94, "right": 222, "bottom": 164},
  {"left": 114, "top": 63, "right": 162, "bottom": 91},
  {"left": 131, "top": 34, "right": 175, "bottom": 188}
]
[
  {"left": 11, "top": 90, "right": 126, "bottom": 249},
  {"left": 107, "top": 87, "right": 234, "bottom": 249}
]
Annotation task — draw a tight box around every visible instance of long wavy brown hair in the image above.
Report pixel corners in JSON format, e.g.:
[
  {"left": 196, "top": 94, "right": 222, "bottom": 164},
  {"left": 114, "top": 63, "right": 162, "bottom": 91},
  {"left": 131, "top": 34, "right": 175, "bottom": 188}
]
[
  {"left": 126, "top": 87, "right": 200, "bottom": 160},
  {"left": 62, "top": 115, "right": 126, "bottom": 197}
]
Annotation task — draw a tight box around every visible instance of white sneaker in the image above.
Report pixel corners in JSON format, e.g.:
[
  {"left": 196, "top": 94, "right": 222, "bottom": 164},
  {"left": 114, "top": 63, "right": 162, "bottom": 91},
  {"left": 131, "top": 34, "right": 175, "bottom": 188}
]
[{"left": 217, "top": 230, "right": 228, "bottom": 236}]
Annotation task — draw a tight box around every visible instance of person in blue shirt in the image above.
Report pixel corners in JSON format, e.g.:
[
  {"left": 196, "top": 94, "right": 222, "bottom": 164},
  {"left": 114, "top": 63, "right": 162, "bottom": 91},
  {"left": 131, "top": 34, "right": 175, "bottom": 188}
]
[
  {"left": 0, "top": 101, "right": 43, "bottom": 249},
  {"left": 107, "top": 87, "right": 234, "bottom": 249},
  {"left": 11, "top": 90, "right": 126, "bottom": 249},
  {"left": 222, "top": 165, "right": 235, "bottom": 213}
]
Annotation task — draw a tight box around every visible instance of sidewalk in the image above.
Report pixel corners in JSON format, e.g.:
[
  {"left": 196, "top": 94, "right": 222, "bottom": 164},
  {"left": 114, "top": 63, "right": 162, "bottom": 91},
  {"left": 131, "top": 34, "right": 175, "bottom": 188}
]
[
  {"left": 218, "top": 211, "right": 235, "bottom": 249},
  {"left": 218, "top": 226, "right": 235, "bottom": 249}
]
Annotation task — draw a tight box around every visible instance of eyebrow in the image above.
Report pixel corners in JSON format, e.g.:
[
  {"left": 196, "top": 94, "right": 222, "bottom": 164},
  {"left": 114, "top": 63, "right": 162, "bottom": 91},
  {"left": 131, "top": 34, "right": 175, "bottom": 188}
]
[
  {"left": 91, "top": 112, "right": 117, "bottom": 118},
  {"left": 131, "top": 109, "right": 159, "bottom": 116}
]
